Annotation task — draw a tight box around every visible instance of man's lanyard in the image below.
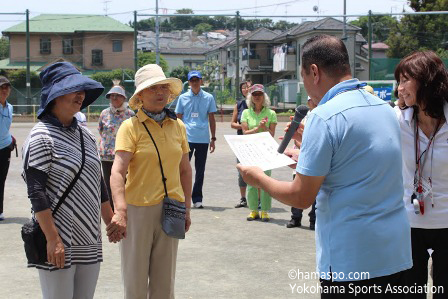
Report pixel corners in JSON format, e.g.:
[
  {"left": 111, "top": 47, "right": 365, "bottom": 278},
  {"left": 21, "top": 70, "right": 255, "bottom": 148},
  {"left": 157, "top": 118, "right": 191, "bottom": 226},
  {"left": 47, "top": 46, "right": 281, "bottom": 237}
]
[{"left": 413, "top": 111, "right": 442, "bottom": 214}]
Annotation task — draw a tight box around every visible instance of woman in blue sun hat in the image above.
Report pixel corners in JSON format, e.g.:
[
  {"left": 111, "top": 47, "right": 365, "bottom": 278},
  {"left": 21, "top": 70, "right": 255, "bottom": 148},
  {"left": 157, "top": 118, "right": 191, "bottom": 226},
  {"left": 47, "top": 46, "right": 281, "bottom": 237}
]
[{"left": 22, "top": 62, "right": 116, "bottom": 299}]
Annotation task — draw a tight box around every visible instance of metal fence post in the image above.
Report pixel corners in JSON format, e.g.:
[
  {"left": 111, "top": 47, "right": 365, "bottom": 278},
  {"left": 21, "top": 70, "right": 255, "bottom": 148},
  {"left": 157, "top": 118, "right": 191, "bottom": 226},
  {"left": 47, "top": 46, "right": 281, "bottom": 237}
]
[
  {"left": 235, "top": 11, "right": 240, "bottom": 100},
  {"left": 26, "top": 9, "right": 31, "bottom": 104},
  {"left": 368, "top": 10, "right": 373, "bottom": 80},
  {"left": 134, "top": 11, "right": 138, "bottom": 71}
]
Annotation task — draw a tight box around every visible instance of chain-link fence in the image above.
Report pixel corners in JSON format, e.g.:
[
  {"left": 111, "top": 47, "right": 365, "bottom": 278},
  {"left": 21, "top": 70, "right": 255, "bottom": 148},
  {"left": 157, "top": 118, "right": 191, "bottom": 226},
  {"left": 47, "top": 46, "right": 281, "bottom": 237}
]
[{"left": 3, "top": 9, "right": 448, "bottom": 120}]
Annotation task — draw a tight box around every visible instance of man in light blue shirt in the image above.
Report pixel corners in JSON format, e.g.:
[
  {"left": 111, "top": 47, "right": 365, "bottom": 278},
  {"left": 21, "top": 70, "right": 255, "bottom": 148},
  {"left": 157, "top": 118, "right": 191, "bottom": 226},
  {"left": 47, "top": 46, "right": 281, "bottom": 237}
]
[
  {"left": 175, "top": 71, "right": 217, "bottom": 208},
  {"left": 238, "top": 35, "right": 411, "bottom": 297},
  {"left": 0, "top": 76, "right": 14, "bottom": 221}
]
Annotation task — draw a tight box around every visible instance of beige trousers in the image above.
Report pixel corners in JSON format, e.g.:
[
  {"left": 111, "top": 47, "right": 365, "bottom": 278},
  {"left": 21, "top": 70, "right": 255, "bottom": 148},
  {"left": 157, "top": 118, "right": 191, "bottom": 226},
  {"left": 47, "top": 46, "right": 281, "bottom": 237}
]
[{"left": 121, "top": 203, "right": 179, "bottom": 299}]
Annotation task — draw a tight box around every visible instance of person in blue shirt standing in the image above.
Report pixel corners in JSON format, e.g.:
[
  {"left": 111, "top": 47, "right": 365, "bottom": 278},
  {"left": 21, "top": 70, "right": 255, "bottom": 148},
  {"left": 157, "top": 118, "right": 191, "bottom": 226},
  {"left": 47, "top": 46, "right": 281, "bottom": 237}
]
[
  {"left": 175, "top": 71, "right": 217, "bottom": 209},
  {"left": 238, "top": 35, "right": 412, "bottom": 298},
  {"left": 0, "top": 76, "right": 14, "bottom": 221}
]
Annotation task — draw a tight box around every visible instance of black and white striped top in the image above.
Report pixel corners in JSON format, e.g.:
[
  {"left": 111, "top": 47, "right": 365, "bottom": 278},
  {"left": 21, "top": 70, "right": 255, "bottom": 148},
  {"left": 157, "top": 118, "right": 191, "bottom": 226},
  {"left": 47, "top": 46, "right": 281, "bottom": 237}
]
[{"left": 22, "top": 120, "right": 105, "bottom": 270}]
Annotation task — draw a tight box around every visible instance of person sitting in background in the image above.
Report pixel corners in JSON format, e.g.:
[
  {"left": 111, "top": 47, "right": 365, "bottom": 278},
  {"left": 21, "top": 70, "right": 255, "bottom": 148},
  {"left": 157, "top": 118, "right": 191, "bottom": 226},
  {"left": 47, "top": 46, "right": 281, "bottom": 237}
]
[
  {"left": 231, "top": 80, "right": 250, "bottom": 208},
  {"left": 241, "top": 84, "right": 277, "bottom": 222},
  {"left": 98, "top": 82, "right": 134, "bottom": 209}
]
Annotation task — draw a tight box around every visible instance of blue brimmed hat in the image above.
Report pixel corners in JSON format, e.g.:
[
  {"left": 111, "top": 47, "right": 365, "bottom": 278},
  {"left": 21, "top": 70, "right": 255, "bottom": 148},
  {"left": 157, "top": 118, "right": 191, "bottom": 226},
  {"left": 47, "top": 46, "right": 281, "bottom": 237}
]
[
  {"left": 187, "top": 70, "right": 202, "bottom": 81},
  {"left": 38, "top": 62, "right": 104, "bottom": 119}
]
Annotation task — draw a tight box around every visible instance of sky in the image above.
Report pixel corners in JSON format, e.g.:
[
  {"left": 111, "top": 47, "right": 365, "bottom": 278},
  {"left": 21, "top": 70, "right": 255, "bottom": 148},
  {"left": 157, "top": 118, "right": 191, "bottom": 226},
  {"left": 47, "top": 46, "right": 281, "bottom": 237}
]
[{"left": 0, "top": 0, "right": 411, "bottom": 32}]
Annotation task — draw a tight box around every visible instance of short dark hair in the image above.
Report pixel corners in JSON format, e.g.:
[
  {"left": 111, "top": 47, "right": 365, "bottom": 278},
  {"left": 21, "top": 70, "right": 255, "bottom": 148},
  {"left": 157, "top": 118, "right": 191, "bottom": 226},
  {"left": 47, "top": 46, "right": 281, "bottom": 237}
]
[
  {"left": 394, "top": 51, "right": 448, "bottom": 119},
  {"left": 301, "top": 35, "right": 351, "bottom": 78},
  {"left": 239, "top": 81, "right": 248, "bottom": 93}
]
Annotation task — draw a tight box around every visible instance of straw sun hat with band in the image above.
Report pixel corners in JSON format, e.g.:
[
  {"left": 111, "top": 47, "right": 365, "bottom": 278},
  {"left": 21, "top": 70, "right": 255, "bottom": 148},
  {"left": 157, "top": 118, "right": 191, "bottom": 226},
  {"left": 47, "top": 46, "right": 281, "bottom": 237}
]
[{"left": 129, "top": 64, "right": 182, "bottom": 110}]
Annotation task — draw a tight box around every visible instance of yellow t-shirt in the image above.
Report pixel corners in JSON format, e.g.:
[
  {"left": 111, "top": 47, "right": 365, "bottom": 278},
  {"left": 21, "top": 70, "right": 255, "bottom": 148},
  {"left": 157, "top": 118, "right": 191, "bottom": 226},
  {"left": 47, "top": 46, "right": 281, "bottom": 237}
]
[{"left": 115, "top": 109, "right": 190, "bottom": 206}]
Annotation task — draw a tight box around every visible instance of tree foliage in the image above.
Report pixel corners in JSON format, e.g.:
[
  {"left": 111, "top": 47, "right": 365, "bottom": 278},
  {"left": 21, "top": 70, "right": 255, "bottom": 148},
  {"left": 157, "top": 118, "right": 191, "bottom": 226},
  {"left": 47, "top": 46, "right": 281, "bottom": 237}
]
[
  {"left": 169, "top": 65, "right": 190, "bottom": 83},
  {"left": 0, "top": 38, "right": 9, "bottom": 60},
  {"left": 386, "top": 0, "right": 448, "bottom": 58},
  {"left": 349, "top": 15, "right": 398, "bottom": 42},
  {"left": 197, "top": 60, "right": 221, "bottom": 86},
  {"left": 194, "top": 23, "right": 213, "bottom": 35},
  {"left": 129, "top": 9, "right": 297, "bottom": 33},
  {"left": 6, "top": 69, "right": 41, "bottom": 88},
  {"left": 90, "top": 69, "right": 135, "bottom": 87},
  {"left": 137, "top": 51, "right": 169, "bottom": 72}
]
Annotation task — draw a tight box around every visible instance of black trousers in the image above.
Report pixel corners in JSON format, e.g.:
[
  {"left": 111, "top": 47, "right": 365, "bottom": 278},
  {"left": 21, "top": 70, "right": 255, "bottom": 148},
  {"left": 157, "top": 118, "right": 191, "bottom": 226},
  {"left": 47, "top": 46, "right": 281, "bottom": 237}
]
[
  {"left": 320, "top": 270, "right": 408, "bottom": 299},
  {"left": 0, "top": 147, "right": 11, "bottom": 214},
  {"left": 101, "top": 160, "right": 114, "bottom": 210},
  {"left": 405, "top": 228, "right": 448, "bottom": 299},
  {"left": 291, "top": 202, "right": 316, "bottom": 223},
  {"left": 188, "top": 143, "right": 209, "bottom": 204}
]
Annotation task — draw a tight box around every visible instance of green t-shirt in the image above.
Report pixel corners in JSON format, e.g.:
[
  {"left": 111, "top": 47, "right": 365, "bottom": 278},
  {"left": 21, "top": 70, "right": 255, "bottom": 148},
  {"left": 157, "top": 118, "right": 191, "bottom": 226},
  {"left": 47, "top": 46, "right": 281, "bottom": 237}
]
[{"left": 241, "top": 107, "right": 277, "bottom": 131}]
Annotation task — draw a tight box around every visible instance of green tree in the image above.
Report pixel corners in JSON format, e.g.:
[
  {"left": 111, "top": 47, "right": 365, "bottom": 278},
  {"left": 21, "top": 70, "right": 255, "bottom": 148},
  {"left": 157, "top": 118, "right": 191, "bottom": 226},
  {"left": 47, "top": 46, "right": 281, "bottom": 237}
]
[
  {"left": 169, "top": 65, "right": 190, "bottom": 82},
  {"left": 137, "top": 51, "right": 169, "bottom": 72},
  {"left": 91, "top": 69, "right": 135, "bottom": 87},
  {"left": 386, "top": 0, "right": 448, "bottom": 58},
  {"left": 170, "top": 8, "right": 195, "bottom": 31},
  {"left": 197, "top": 60, "right": 221, "bottom": 85},
  {"left": 349, "top": 15, "right": 398, "bottom": 42},
  {"left": 194, "top": 23, "right": 213, "bottom": 35},
  {"left": 273, "top": 20, "right": 297, "bottom": 31},
  {"left": 6, "top": 69, "right": 40, "bottom": 88},
  {"left": 0, "top": 38, "right": 9, "bottom": 60}
]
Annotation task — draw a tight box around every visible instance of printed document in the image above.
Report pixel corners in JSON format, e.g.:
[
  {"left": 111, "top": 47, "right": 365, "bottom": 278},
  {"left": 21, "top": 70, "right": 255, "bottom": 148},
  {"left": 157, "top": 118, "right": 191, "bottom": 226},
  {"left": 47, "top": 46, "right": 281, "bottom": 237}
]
[{"left": 224, "top": 132, "right": 296, "bottom": 171}]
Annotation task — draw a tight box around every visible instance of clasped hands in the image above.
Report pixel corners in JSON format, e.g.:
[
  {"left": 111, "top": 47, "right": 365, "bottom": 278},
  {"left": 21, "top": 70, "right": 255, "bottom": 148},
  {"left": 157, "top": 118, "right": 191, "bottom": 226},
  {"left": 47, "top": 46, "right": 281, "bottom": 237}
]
[{"left": 106, "top": 212, "right": 127, "bottom": 243}]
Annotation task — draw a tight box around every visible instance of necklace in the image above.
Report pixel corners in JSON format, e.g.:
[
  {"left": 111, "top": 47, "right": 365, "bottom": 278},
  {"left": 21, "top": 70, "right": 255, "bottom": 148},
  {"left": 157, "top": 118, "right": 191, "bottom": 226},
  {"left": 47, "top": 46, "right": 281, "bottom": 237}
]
[{"left": 412, "top": 111, "right": 442, "bottom": 214}]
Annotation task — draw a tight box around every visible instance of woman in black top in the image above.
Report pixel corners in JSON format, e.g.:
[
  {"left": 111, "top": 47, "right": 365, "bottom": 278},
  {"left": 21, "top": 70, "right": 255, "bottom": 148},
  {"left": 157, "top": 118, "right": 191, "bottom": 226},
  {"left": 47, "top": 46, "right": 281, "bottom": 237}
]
[
  {"left": 22, "top": 62, "right": 115, "bottom": 299},
  {"left": 231, "top": 80, "right": 251, "bottom": 208}
]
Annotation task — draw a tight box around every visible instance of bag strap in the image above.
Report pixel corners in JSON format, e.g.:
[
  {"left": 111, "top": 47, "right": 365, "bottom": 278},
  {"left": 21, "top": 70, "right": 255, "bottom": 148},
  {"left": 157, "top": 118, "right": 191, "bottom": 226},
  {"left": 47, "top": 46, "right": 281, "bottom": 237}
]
[
  {"left": 52, "top": 126, "right": 86, "bottom": 216},
  {"left": 141, "top": 122, "right": 169, "bottom": 198}
]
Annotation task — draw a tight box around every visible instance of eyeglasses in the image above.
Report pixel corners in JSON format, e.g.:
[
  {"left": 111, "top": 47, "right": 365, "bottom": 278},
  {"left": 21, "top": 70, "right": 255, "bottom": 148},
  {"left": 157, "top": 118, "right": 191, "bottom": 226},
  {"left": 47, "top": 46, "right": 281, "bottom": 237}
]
[{"left": 0, "top": 84, "right": 11, "bottom": 90}]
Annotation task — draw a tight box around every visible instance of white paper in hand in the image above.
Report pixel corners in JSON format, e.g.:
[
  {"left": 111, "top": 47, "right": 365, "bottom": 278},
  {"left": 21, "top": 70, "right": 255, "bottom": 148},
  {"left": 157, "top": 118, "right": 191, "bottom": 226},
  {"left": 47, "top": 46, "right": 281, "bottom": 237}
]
[{"left": 224, "top": 132, "right": 296, "bottom": 171}]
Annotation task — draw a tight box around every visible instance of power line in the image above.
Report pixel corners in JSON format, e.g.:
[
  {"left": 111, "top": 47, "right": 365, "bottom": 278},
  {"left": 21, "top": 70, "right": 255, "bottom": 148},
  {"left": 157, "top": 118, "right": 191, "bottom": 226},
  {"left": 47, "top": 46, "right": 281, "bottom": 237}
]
[{"left": 161, "top": 0, "right": 305, "bottom": 12}]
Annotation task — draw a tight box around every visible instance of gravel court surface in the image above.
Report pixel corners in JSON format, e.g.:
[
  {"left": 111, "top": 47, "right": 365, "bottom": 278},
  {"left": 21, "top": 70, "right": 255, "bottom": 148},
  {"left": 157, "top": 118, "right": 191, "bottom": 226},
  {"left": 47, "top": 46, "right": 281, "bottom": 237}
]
[{"left": 0, "top": 121, "right": 321, "bottom": 299}]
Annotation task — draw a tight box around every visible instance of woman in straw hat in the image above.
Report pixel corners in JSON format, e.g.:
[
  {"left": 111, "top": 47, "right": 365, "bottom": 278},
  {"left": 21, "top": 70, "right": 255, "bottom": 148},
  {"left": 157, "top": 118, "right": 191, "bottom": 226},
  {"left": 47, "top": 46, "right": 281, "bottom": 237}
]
[
  {"left": 21, "top": 62, "right": 116, "bottom": 299},
  {"left": 109, "top": 64, "right": 192, "bottom": 298},
  {"left": 98, "top": 81, "right": 134, "bottom": 209}
]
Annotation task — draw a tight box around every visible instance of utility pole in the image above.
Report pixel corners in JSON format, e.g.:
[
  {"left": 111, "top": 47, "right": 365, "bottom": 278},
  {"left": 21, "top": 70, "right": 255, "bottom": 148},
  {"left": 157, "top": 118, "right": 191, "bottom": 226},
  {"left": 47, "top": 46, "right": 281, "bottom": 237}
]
[
  {"left": 235, "top": 11, "right": 240, "bottom": 99},
  {"left": 26, "top": 9, "right": 30, "bottom": 104},
  {"left": 368, "top": 10, "right": 372, "bottom": 80},
  {"left": 342, "top": 0, "right": 346, "bottom": 40},
  {"left": 103, "top": 0, "right": 111, "bottom": 16},
  {"left": 155, "top": 0, "right": 160, "bottom": 65},
  {"left": 134, "top": 11, "right": 138, "bottom": 71}
]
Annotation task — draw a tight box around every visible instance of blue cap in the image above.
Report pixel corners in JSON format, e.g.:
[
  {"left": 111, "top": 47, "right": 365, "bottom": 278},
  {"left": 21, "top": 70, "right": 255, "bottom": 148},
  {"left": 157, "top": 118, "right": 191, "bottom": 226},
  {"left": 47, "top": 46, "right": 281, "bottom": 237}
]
[{"left": 187, "top": 70, "right": 202, "bottom": 81}]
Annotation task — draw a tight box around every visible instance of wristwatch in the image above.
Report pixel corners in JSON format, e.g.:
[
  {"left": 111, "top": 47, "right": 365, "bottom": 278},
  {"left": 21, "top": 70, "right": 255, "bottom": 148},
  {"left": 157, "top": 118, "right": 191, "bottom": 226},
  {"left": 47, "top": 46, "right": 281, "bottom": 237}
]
[{"left": 211, "top": 137, "right": 217, "bottom": 141}]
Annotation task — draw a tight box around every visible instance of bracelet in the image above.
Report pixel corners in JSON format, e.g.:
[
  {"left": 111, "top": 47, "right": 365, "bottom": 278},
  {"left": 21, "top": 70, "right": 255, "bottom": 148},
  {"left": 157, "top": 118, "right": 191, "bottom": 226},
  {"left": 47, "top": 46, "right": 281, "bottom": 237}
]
[{"left": 211, "top": 137, "right": 217, "bottom": 141}]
